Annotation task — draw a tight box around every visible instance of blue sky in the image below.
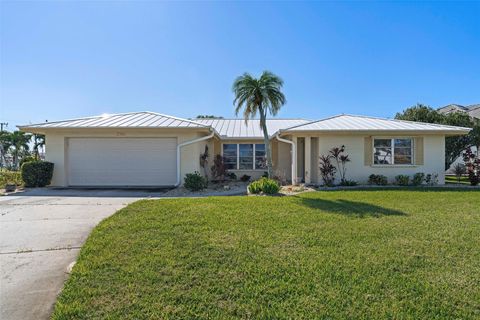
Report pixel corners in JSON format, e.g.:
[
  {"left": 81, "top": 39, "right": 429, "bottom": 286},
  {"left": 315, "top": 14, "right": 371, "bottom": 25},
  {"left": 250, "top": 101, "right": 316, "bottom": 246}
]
[{"left": 1, "top": 1, "right": 479, "bottom": 128}]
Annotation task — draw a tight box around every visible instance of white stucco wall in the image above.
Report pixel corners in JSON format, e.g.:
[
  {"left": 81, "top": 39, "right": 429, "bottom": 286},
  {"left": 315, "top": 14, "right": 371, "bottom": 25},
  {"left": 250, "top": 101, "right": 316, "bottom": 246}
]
[
  {"left": 44, "top": 128, "right": 209, "bottom": 187},
  {"left": 312, "top": 134, "right": 446, "bottom": 184}
]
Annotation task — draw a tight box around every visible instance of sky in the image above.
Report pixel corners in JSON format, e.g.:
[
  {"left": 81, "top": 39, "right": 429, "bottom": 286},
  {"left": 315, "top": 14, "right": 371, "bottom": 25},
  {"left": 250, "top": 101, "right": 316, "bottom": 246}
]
[{"left": 0, "top": 1, "right": 479, "bottom": 129}]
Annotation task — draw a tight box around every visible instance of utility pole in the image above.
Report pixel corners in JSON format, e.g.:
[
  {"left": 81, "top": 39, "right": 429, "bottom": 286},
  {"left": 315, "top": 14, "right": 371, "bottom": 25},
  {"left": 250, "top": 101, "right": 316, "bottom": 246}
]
[{"left": 0, "top": 122, "right": 7, "bottom": 132}]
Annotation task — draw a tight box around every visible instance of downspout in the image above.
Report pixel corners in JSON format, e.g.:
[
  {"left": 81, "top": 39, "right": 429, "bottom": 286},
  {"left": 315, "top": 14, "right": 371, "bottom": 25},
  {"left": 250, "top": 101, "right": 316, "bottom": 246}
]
[
  {"left": 275, "top": 133, "right": 297, "bottom": 185},
  {"left": 175, "top": 129, "right": 215, "bottom": 187}
]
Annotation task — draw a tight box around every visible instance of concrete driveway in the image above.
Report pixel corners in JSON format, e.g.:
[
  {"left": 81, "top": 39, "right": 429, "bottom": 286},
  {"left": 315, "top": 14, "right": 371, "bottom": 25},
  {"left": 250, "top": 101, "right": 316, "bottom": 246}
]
[{"left": 0, "top": 188, "right": 162, "bottom": 320}]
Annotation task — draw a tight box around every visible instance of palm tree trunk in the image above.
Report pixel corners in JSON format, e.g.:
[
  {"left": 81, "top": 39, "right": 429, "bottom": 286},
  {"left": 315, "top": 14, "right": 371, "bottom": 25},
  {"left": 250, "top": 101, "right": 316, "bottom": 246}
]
[{"left": 259, "top": 109, "right": 273, "bottom": 178}]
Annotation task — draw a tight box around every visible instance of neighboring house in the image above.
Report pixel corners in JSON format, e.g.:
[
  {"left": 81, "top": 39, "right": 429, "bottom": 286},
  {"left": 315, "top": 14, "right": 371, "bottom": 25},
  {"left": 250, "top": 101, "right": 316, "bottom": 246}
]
[
  {"left": 438, "top": 103, "right": 479, "bottom": 172},
  {"left": 438, "top": 103, "right": 480, "bottom": 123},
  {"left": 18, "top": 111, "right": 470, "bottom": 187}
]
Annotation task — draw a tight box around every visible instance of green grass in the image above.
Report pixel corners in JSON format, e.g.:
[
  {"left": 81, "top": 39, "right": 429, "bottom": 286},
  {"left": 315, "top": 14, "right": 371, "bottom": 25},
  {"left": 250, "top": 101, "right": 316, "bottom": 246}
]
[
  {"left": 445, "top": 175, "right": 471, "bottom": 185},
  {"left": 52, "top": 190, "right": 480, "bottom": 319}
]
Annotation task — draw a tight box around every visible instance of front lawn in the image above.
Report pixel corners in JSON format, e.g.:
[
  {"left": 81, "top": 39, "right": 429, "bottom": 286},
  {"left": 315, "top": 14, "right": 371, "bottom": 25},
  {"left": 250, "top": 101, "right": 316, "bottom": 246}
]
[{"left": 53, "top": 190, "right": 480, "bottom": 319}]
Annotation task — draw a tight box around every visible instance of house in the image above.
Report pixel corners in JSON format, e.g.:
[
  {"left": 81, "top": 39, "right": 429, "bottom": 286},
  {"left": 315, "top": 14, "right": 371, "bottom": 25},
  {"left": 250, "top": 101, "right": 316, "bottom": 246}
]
[
  {"left": 438, "top": 103, "right": 480, "bottom": 123},
  {"left": 18, "top": 111, "right": 471, "bottom": 187}
]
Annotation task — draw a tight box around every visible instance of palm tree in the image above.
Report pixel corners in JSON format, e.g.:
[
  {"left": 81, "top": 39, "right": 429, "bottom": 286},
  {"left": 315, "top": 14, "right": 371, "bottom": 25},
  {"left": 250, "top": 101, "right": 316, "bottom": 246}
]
[
  {"left": 233, "top": 71, "right": 286, "bottom": 177},
  {"left": 33, "top": 134, "right": 45, "bottom": 160},
  {"left": 0, "top": 131, "right": 12, "bottom": 168},
  {"left": 9, "top": 131, "right": 31, "bottom": 169}
]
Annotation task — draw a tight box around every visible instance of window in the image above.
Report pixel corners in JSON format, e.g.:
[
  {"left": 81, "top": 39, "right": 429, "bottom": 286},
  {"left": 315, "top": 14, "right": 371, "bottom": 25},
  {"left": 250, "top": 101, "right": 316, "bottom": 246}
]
[
  {"left": 239, "top": 144, "right": 253, "bottom": 169},
  {"left": 373, "top": 138, "right": 413, "bottom": 165},
  {"left": 255, "top": 144, "right": 267, "bottom": 169},
  {"left": 222, "top": 143, "right": 266, "bottom": 170},
  {"left": 223, "top": 144, "right": 237, "bottom": 170}
]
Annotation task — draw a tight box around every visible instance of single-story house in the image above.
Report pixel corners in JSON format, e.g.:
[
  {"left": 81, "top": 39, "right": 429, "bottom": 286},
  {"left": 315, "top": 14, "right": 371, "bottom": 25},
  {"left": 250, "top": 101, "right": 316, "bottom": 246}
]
[{"left": 19, "top": 111, "right": 471, "bottom": 187}]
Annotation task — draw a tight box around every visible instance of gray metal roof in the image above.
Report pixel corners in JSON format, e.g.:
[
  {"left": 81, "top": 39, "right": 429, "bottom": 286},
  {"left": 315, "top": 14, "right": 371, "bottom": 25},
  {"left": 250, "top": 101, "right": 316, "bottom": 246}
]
[
  {"left": 282, "top": 114, "right": 471, "bottom": 134},
  {"left": 194, "top": 118, "right": 309, "bottom": 139},
  {"left": 19, "top": 112, "right": 211, "bottom": 129},
  {"left": 19, "top": 112, "right": 471, "bottom": 137}
]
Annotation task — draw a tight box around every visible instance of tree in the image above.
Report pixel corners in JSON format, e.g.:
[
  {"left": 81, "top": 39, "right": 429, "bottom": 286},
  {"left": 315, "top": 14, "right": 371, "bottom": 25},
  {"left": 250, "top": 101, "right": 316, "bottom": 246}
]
[
  {"left": 32, "top": 134, "right": 45, "bottom": 160},
  {"left": 0, "top": 131, "right": 12, "bottom": 167},
  {"left": 468, "top": 125, "right": 480, "bottom": 156},
  {"left": 232, "top": 71, "right": 286, "bottom": 177},
  {"left": 196, "top": 115, "right": 224, "bottom": 119},
  {"left": 8, "top": 131, "right": 32, "bottom": 170},
  {"left": 395, "top": 104, "right": 444, "bottom": 123},
  {"left": 395, "top": 104, "right": 475, "bottom": 169}
]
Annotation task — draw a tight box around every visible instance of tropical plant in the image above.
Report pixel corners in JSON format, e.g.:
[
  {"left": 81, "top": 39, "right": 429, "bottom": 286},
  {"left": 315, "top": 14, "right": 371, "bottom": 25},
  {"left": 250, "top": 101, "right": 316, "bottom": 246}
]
[
  {"left": 0, "top": 131, "right": 12, "bottom": 167},
  {"left": 8, "top": 131, "right": 32, "bottom": 170},
  {"left": 32, "top": 134, "right": 45, "bottom": 160},
  {"left": 211, "top": 155, "right": 227, "bottom": 181},
  {"left": 232, "top": 71, "right": 286, "bottom": 177},
  {"left": 453, "top": 163, "right": 466, "bottom": 183},
  {"left": 462, "top": 148, "right": 479, "bottom": 186},
  {"left": 247, "top": 177, "right": 280, "bottom": 195},
  {"left": 199, "top": 145, "right": 209, "bottom": 178},
  {"left": 319, "top": 155, "right": 336, "bottom": 186},
  {"left": 329, "top": 145, "right": 350, "bottom": 183}
]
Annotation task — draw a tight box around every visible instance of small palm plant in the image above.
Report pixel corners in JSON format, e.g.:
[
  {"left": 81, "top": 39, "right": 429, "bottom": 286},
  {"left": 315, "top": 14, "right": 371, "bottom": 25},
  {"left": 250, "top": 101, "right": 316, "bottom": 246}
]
[
  {"left": 232, "top": 71, "right": 286, "bottom": 177},
  {"left": 329, "top": 145, "right": 350, "bottom": 183}
]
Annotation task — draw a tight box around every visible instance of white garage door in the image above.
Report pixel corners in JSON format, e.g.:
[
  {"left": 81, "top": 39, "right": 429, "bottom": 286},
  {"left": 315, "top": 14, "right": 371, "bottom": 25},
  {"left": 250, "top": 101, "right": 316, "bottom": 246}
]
[{"left": 67, "top": 138, "right": 177, "bottom": 186}]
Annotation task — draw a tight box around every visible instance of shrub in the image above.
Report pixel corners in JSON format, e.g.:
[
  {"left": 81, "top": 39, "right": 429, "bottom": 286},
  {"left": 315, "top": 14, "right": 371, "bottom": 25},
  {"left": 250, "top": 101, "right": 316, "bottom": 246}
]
[
  {"left": 395, "top": 175, "right": 410, "bottom": 186},
  {"left": 463, "top": 148, "right": 479, "bottom": 186},
  {"left": 368, "top": 174, "right": 388, "bottom": 185},
  {"left": 226, "top": 172, "right": 237, "bottom": 180},
  {"left": 248, "top": 177, "right": 280, "bottom": 195},
  {"left": 20, "top": 161, "right": 54, "bottom": 187},
  {"left": 184, "top": 171, "right": 208, "bottom": 191},
  {"left": 240, "top": 174, "right": 251, "bottom": 182},
  {"left": 425, "top": 173, "right": 439, "bottom": 186},
  {"left": 339, "top": 179, "right": 358, "bottom": 187},
  {"left": 0, "top": 170, "right": 23, "bottom": 188},
  {"left": 412, "top": 172, "right": 425, "bottom": 186}
]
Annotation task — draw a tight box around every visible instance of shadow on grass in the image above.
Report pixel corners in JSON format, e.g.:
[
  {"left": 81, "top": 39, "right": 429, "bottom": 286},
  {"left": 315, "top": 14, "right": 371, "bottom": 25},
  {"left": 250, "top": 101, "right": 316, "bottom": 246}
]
[
  {"left": 316, "top": 186, "right": 480, "bottom": 193},
  {"left": 297, "top": 197, "right": 406, "bottom": 217}
]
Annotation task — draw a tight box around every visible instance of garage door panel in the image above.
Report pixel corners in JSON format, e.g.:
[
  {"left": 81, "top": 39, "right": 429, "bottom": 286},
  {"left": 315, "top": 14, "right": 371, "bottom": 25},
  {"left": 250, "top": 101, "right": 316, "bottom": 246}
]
[{"left": 68, "top": 138, "right": 177, "bottom": 186}]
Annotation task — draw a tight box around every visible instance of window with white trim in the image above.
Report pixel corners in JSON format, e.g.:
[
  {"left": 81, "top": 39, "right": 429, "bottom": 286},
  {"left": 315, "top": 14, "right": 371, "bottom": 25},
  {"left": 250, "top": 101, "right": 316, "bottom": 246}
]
[
  {"left": 222, "top": 143, "right": 266, "bottom": 170},
  {"left": 373, "top": 138, "right": 413, "bottom": 165}
]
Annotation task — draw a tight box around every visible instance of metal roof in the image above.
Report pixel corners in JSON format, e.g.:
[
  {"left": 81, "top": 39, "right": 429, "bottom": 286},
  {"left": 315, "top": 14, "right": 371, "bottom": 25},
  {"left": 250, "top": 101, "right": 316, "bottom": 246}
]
[
  {"left": 194, "top": 118, "right": 310, "bottom": 139},
  {"left": 18, "top": 112, "right": 211, "bottom": 130},
  {"left": 282, "top": 114, "right": 472, "bottom": 134},
  {"left": 19, "top": 112, "right": 471, "bottom": 137}
]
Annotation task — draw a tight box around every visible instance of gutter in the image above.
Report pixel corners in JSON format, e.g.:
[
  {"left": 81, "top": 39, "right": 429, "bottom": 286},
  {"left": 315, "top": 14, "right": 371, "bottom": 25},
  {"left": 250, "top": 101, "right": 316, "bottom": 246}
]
[
  {"left": 275, "top": 133, "right": 297, "bottom": 185},
  {"left": 175, "top": 129, "right": 215, "bottom": 187}
]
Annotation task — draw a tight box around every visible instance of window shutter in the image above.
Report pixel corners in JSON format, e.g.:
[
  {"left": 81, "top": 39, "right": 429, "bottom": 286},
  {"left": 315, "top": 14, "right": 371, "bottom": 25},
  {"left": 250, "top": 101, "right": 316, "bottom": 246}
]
[
  {"left": 364, "top": 137, "right": 373, "bottom": 166},
  {"left": 414, "top": 137, "right": 424, "bottom": 165}
]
